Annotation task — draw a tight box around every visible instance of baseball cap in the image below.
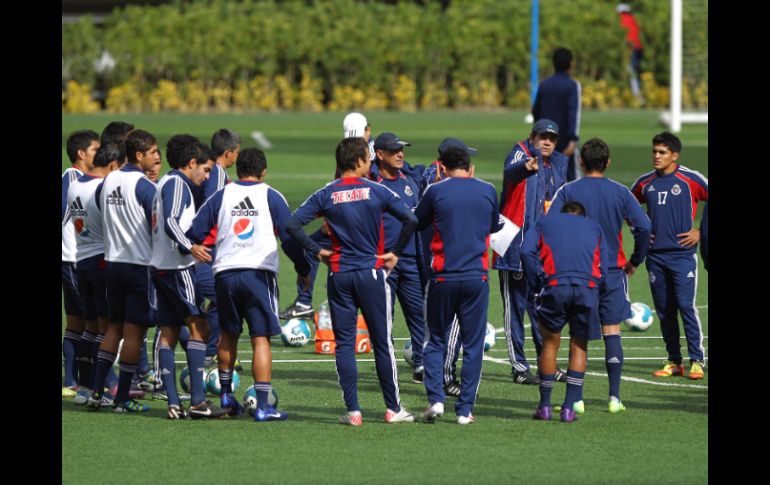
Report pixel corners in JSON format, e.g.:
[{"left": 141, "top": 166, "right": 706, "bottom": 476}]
[
  {"left": 373, "top": 132, "right": 411, "bottom": 151},
  {"left": 343, "top": 112, "right": 368, "bottom": 138},
  {"left": 531, "top": 119, "right": 559, "bottom": 137},
  {"left": 437, "top": 137, "right": 478, "bottom": 156},
  {"left": 616, "top": 3, "right": 631, "bottom": 13}
]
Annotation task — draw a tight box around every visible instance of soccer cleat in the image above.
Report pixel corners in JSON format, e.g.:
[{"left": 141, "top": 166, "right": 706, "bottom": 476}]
[
  {"left": 444, "top": 381, "right": 461, "bottom": 398},
  {"left": 385, "top": 408, "right": 415, "bottom": 423},
  {"left": 457, "top": 414, "right": 475, "bottom": 425},
  {"left": 100, "top": 392, "right": 115, "bottom": 407},
  {"left": 254, "top": 406, "right": 288, "bottom": 422},
  {"left": 608, "top": 396, "right": 626, "bottom": 414},
  {"left": 73, "top": 388, "right": 91, "bottom": 405},
  {"left": 189, "top": 400, "right": 228, "bottom": 419},
  {"left": 512, "top": 369, "right": 540, "bottom": 385},
  {"left": 279, "top": 302, "right": 314, "bottom": 320},
  {"left": 234, "top": 358, "right": 243, "bottom": 372},
  {"left": 62, "top": 386, "right": 77, "bottom": 398},
  {"left": 554, "top": 400, "right": 585, "bottom": 415},
  {"left": 560, "top": 407, "right": 577, "bottom": 422},
  {"left": 85, "top": 391, "right": 103, "bottom": 411},
  {"left": 554, "top": 368, "right": 568, "bottom": 383},
  {"left": 689, "top": 361, "right": 705, "bottom": 380},
  {"left": 422, "top": 402, "right": 445, "bottom": 422},
  {"left": 339, "top": 411, "right": 362, "bottom": 427},
  {"left": 412, "top": 366, "right": 425, "bottom": 384},
  {"left": 113, "top": 399, "right": 150, "bottom": 413},
  {"left": 220, "top": 392, "right": 244, "bottom": 416},
  {"left": 137, "top": 371, "right": 157, "bottom": 392},
  {"left": 532, "top": 406, "right": 552, "bottom": 420},
  {"left": 151, "top": 390, "right": 191, "bottom": 401},
  {"left": 652, "top": 361, "right": 685, "bottom": 377},
  {"left": 167, "top": 404, "right": 188, "bottom": 420}
]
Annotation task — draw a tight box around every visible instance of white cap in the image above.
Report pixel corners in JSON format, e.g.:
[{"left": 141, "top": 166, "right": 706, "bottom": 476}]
[
  {"left": 616, "top": 3, "right": 631, "bottom": 13},
  {"left": 343, "top": 112, "right": 368, "bottom": 139}
]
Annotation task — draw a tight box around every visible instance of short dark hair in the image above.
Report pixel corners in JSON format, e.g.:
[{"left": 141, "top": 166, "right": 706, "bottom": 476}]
[
  {"left": 166, "top": 134, "right": 209, "bottom": 170},
  {"left": 335, "top": 137, "right": 368, "bottom": 173},
  {"left": 652, "top": 131, "right": 682, "bottom": 154},
  {"left": 553, "top": 47, "right": 573, "bottom": 73},
  {"left": 580, "top": 138, "right": 610, "bottom": 173},
  {"left": 438, "top": 146, "right": 471, "bottom": 171},
  {"left": 236, "top": 148, "right": 267, "bottom": 179},
  {"left": 93, "top": 143, "right": 126, "bottom": 168},
  {"left": 66, "top": 130, "right": 99, "bottom": 164},
  {"left": 125, "top": 129, "right": 157, "bottom": 164},
  {"left": 211, "top": 128, "right": 241, "bottom": 158},
  {"left": 100, "top": 121, "right": 135, "bottom": 146},
  {"left": 561, "top": 201, "right": 586, "bottom": 216}
]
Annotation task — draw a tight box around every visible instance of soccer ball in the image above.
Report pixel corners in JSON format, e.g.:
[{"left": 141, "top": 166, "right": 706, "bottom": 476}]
[
  {"left": 484, "top": 323, "right": 496, "bottom": 352},
  {"left": 243, "top": 386, "right": 279, "bottom": 416},
  {"left": 625, "top": 302, "right": 654, "bottom": 332},
  {"left": 403, "top": 340, "right": 414, "bottom": 367},
  {"left": 179, "top": 366, "right": 208, "bottom": 393},
  {"left": 205, "top": 368, "right": 241, "bottom": 395},
  {"left": 281, "top": 318, "right": 312, "bottom": 347}
]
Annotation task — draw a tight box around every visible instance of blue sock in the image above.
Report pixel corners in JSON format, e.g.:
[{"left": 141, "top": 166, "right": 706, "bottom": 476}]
[
  {"left": 63, "top": 330, "right": 82, "bottom": 387},
  {"left": 158, "top": 345, "right": 179, "bottom": 406},
  {"left": 137, "top": 337, "right": 150, "bottom": 376},
  {"left": 254, "top": 382, "right": 272, "bottom": 411},
  {"left": 186, "top": 339, "right": 207, "bottom": 406},
  {"left": 538, "top": 373, "right": 556, "bottom": 408},
  {"left": 603, "top": 333, "right": 623, "bottom": 399},
  {"left": 91, "top": 349, "right": 117, "bottom": 394},
  {"left": 77, "top": 332, "right": 97, "bottom": 389},
  {"left": 116, "top": 362, "right": 138, "bottom": 403},
  {"left": 219, "top": 369, "right": 233, "bottom": 395},
  {"left": 563, "top": 369, "right": 585, "bottom": 410}
]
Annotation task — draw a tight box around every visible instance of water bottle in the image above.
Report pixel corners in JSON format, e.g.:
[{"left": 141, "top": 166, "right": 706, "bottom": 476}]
[{"left": 317, "top": 301, "right": 332, "bottom": 330}]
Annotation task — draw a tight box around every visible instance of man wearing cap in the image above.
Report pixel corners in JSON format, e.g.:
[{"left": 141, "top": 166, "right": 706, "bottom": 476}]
[
  {"left": 373, "top": 132, "right": 426, "bottom": 384},
  {"left": 279, "top": 112, "right": 375, "bottom": 321},
  {"left": 532, "top": 47, "right": 581, "bottom": 181},
  {"left": 494, "top": 119, "right": 569, "bottom": 386},
  {"left": 420, "top": 137, "right": 479, "bottom": 398}
]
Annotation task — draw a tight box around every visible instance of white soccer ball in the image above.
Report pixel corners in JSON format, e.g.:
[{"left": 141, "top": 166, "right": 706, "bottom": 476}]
[
  {"left": 205, "top": 368, "right": 240, "bottom": 395},
  {"left": 403, "top": 340, "right": 414, "bottom": 367},
  {"left": 281, "top": 318, "right": 312, "bottom": 347},
  {"left": 484, "top": 323, "right": 496, "bottom": 352},
  {"left": 179, "top": 366, "right": 208, "bottom": 393},
  {"left": 625, "top": 302, "right": 654, "bottom": 332},
  {"left": 243, "top": 386, "right": 279, "bottom": 416}
]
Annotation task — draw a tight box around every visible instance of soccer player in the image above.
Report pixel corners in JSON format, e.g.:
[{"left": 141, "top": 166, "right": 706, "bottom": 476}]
[
  {"left": 279, "top": 112, "right": 375, "bottom": 320},
  {"left": 415, "top": 146, "right": 503, "bottom": 425},
  {"left": 631, "top": 132, "right": 708, "bottom": 380},
  {"left": 62, "top": 130, "right": 100, "bottom": 397},
  {"left": 285, "top": 137, "right": 418, "bottom": 426},
  {"left": 150, "top": 134, "right": 227, "bottom": 419},
  {"left": 187, "top": 148, "right": 310, "bottom": 422},
  {"left": 67, "top": 143, "right": 122, "bottom": 405},
  {"left": 532, "top": 47, "right": 581, "bottom": 181},
  {"left": 494, "top": 119, "right": 569, "bottom": 386},
  {"left": 522, "top": 202, "right": 608, "bottom": 423},
  {"left": 549, "top": 138, "right": 651, "bottom": 413},
  {"left": 617, "top": 4, "right": 645, "bottom": 103},
  {"left": 372, "top": 131, "right": 426, "bottom": 383},
  {"left": 86, "top": 129, "right": 160, "bottom": 412},
  {"left": 100, "top": 121, "right": 134, "bottom": 147}
]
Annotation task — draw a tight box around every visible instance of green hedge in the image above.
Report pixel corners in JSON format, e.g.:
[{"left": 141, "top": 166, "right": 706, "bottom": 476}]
[{"left": 61, "top": 0, "right": 707, "bottom": 111}]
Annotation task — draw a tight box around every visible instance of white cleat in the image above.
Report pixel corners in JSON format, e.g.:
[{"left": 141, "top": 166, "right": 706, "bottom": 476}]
[
  {"left": 457, "top": 414, "right": 475, "bottom": 425},
  {"left": 385, "top": 408, "right": 415, "bottom": 423},
  {"left": 422, "top": 402, "right": 445, "bottom": 422}
]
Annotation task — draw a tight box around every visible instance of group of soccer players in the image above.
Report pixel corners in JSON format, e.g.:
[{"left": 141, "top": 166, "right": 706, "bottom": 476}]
[{"left": 62, "top": 112, "right": 707, "bottom": 425}]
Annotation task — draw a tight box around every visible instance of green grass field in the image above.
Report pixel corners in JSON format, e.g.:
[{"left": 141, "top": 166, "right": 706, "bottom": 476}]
[{"left": 62, "top": 110, "right": 707, "bottom": 484}]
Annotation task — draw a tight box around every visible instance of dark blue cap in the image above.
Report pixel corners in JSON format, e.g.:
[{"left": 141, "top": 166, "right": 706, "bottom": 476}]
[
  {"left": 437, "top": 137, "right": 478, "bottom": 156},
  {"left": 531, "top": 119, "right": 559, "bottom": 136},
  {"left": 373, "top": 132, "right": 411, "bottom": 151}
]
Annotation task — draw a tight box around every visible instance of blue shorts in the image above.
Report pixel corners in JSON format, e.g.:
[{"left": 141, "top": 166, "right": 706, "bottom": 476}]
[
  {"left": 61, "top": 261, "right": 83, "bottom": 316},
  {"left": 76, "top": 255, "right": 108, "bottom": 321},
  {"left": 105, "top": 262, "right": 154, "bottom": 326},
  {"left": 599, "top": 269, "right": 631, "bottom": 325},
  {"left": 215, "top": 269, "right": 280, "bottom": 338},
  {"left": 535, "top": 284, "right": 601, "bottom": 340},
  {"left": 152, "top": 267, "right": 204, "bottom": 326}
]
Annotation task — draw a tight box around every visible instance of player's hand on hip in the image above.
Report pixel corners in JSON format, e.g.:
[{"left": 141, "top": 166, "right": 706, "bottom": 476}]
[
  {"left": 624, "top": 261, "right": 637, "bottom": 276},
  {"left": 191, "top": 244, "right": 212, "bottom": 263},
  {"left": 317, "top": 249, "right": 332, "bottom": 265},
  {"left": 376, "top": 252, "right": 399, "bottom": 271},
  {"left": 677, "top": 228, "right": 700, "bottom": 248}
]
